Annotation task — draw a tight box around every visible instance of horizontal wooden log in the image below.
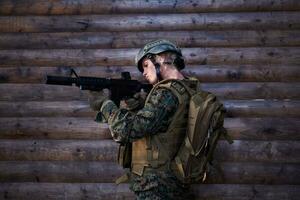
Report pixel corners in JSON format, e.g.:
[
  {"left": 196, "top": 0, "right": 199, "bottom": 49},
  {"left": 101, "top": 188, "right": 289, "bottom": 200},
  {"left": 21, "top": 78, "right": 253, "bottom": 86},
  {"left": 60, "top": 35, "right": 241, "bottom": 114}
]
[
  {"left": 0, "top": 47, "right": 299, "bottom": 67},
  {"left": 0, "top": 100, "right": 299, "bottom": 118},
  {"left": 203, "top": 82, "right": 300, "bottom": 100},
  {"left": 0, "top": 83, "right": 299, "bottom": 101},
  {"left": 224, "top": 100, "right": 300, "bottom": 117},
  {"left": 225, "top": 118, "right": 300, "bottom": 140},
  {"left": 0, "top": 161, "right": 124, "bottom": 183},
  {"left": 0, "top": 12, "right": 299, "bottom": 33},
  {"left": 0, "top": 183, "right": 134, "bottom": 200},
  {"left": 0, "top": 161, "right": 299, "bottom": 184},
  {"left": 0, "top": 117, "right": 299, "bottom": 140},
  {"left": 0, "top": 117, "right": 111, "bottom": 139},
  {"left": 190, "top": 184, "right": 300, "bottom": 200},
  {"left": 1, "top": 30, "right": 300, "bottom": 49},
  {"left": 0, "top": 84, "right": 90, "bottom": 101},
  {"left": 0, "top": 139, "right": 298, "bottom": 162},
  {"left": 215, "top": 140, "right": 300, "bottom": 163},
  {"left": 184, "top": 65, "right": 300, "bottom": 82},
  {"left": 1, "top": 0, "right": 299, "bottom": 15},
  {"left": 1, "top": 65, "right": 300, "bottom": 84},
  {"left": 0, "top": 183, "right": 299, "bottom": 200},
  {"left": 0, "top": 101, "right": 94, "bottom": 117},
  {"left": 0, "top": 139, "right": 119, "bottom": 161},
  {"left": 208, "top": 162, "right": 300, "bottom": 185}
]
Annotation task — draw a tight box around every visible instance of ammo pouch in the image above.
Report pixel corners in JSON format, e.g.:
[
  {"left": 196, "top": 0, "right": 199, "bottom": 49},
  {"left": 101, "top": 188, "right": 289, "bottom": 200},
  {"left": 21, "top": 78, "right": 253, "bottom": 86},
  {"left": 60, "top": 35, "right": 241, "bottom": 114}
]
[{"left": 117, "top": 143, "right": 132, "bottom": 168}]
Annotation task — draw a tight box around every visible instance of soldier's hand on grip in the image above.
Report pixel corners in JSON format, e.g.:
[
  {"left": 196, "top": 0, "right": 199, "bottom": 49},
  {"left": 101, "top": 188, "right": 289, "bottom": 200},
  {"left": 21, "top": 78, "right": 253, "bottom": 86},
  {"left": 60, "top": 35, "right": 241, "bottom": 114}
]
[
  {"left": 88, "top": 89, "right": 110, "bottom": 111},
  {"left": 120, "top": 90, "right": 147, "bottom": 111}
]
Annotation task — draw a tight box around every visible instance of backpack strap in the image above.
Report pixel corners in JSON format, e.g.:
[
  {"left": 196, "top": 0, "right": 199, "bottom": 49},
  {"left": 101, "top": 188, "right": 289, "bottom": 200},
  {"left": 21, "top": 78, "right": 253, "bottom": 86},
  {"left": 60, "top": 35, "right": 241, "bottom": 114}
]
[{"left": 223, "top": 128, "right": 234, "bottom": 144}]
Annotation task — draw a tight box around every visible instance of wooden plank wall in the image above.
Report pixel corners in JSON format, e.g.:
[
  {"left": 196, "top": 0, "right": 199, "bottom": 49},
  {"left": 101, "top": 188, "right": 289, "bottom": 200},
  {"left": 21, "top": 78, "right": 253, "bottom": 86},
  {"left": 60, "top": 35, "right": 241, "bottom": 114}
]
[{"left": 0, "top": 0, "right": 299, "bottom": 199}]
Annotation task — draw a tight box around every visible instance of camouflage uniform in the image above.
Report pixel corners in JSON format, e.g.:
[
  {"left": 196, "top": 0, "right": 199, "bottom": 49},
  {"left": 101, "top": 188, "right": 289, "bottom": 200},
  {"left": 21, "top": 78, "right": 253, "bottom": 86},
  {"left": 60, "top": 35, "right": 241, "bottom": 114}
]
[{"left": 98, "top": 86, "right": 190, "bottom": 200}]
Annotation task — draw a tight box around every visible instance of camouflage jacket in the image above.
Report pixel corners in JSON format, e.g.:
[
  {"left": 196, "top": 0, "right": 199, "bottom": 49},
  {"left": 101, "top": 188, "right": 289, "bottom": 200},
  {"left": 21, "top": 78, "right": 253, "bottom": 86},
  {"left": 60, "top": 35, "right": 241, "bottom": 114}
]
[
  {"left": 98, "top": 87, "right": 179, "bottom": 143},
  {"left": 97, "top": 83, "right": 192, "bottom": 199}
]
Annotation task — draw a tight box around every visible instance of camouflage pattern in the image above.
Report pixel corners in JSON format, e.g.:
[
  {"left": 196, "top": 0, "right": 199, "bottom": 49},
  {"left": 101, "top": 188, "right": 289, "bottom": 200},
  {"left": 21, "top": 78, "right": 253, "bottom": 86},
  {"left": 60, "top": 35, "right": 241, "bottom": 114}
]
[
  {"left": 100, "top": 88, "right": 179, "bottom": 143},
  {"left": 129, "top": 170, "right": 191, "bottom": 200},
  {"left": 98, "top": 87, "right": 193, "bottom": 199}
]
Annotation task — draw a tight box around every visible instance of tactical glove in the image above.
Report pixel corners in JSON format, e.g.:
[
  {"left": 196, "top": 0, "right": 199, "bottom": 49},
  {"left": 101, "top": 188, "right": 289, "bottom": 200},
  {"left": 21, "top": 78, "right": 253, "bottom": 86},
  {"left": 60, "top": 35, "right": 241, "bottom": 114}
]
[{"left": 88, "top": 90, "right": 110, "bottom": 111}]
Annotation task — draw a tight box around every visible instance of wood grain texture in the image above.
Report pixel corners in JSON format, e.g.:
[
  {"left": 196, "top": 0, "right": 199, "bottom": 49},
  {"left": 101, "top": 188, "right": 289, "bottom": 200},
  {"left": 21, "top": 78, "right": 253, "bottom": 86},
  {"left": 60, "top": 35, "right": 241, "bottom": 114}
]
[
  {"left": 0, "top": 139, "right": 119, "bottom": 161},
  {"left": 225, "top": 118, "right": 300, "bottom": 140},
  {"left": 202, "top": 82, "right": 300, "bottom": 100},
  {"left": 1, "top": 47, "right": 299, "bottom": 67},
  {"left": 0, "top": 139, "right": 298, "bottom": 162},
  {"left": 0, "top": 117, "right": 299, "bottom": 140},
  {"left": 0, "top": 1, "right": 299, "bottom": 199},
  {"left": 223, "top": 100, "right": 300, "bottom": 117},
  {"left": 0, "top": 161, "right": 124, "bottom": 183},
  {"left": 190, "top": 184, "right": 300, "bottom": 200},
  {"left": 0, "top": 183, "right": 135, "bottom": 200},
  {"left": 0, "top": 100, "right": 299, "bottom": 118},
  {"left": 215, "top": 140, "right": 300, "bottom": 163},
  {"left": 0, "top": 0, "right": 299, "bottom": 15},
  {"left": 0, "top": 161, "right": 298, "bottom": 184},
  {"left": 1, "top": 65, "right": 300, "bottom": 83},
  {"left": 1, "top": 30, "right": 300, "bottom": 49},
  {"left": 1, "top": 82, "right": 299, "bottom": 101},
  {"left": 0, "top": 12, "right": 299, "bottom": 33},
  {"left": 0, "top": 117, "right": 111, "bottom": 139},
  {"left": 0, "top": 183, "right": 299, "bottom": 200}
]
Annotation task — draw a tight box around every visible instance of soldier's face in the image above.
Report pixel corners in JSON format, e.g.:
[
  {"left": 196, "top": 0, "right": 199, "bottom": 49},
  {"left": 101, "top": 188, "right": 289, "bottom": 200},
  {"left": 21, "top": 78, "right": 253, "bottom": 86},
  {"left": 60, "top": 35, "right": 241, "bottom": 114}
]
[{"left": 142, "top": 58, "right": 158, "bottom": 84}]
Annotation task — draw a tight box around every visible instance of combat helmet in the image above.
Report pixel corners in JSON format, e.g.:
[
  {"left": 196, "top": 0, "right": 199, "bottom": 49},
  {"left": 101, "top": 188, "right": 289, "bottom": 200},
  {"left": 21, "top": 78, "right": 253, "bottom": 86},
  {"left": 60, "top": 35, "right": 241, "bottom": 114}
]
[{"left": 135, "top": 39, "right": 185, "bottom": 72}]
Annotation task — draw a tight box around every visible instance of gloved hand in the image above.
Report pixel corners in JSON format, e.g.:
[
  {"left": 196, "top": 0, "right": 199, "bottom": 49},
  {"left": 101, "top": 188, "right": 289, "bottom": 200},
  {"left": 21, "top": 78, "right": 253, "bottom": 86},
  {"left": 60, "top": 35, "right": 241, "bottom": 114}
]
[
  {"left": 88, "top": 89, "right": 110, "bottom": 111},
  {"left": 120, "top": 90, "right": 147, "bottom": 111}
]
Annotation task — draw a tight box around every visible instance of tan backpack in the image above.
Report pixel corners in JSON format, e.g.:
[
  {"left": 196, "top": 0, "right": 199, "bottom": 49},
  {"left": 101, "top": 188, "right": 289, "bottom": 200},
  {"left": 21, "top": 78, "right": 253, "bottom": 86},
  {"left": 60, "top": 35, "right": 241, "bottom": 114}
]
[
  {"left": 116, "top": 79, "right": 232, "bottom": 184},
  {"left": 171, "top": 80, "right": 233, "bottom": 184}
]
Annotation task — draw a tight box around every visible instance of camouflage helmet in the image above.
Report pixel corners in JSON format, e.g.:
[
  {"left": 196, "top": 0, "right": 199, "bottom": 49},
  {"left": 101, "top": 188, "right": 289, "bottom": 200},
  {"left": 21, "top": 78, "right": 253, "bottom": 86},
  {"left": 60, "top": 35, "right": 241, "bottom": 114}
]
[{"left": 135, "top": 39, "right": 184, "bottom": 72}]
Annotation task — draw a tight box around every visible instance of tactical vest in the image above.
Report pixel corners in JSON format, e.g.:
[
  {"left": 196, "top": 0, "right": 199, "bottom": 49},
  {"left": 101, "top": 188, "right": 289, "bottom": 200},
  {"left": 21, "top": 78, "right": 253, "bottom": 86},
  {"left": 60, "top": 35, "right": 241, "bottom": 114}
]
[{"left": 130, "top": 78, "right": 198, "bottom": 176}]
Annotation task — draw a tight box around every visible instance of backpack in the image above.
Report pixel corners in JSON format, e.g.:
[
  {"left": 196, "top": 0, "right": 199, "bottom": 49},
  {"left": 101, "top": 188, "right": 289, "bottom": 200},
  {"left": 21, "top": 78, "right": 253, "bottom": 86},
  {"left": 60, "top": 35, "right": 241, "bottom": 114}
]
[{"left": 171, "top": 80, "right": 233, "bottom": 184}]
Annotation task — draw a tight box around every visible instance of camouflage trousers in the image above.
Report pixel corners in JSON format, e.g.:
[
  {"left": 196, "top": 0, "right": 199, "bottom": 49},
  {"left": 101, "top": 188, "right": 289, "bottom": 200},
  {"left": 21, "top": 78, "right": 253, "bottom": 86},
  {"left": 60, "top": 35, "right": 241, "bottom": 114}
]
[{"left": 129, "top": 170, "right": 193, "bottom": 200}]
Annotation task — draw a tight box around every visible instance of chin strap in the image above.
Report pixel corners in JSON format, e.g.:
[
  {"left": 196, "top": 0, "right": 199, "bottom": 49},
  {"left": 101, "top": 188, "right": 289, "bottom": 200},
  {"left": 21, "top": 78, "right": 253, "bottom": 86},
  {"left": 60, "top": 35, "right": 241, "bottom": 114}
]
[
  {"left": 154, "top": 63, "right": 162, "bottom": 81},
  {"left": 148, "top": 54, "right": 162, "bottom": 82}
]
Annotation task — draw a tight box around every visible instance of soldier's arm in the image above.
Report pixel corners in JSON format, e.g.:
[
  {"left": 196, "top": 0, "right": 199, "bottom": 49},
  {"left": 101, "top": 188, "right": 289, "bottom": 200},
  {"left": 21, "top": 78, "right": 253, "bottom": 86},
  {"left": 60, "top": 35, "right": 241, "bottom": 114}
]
[{"left": 99, "top": 88, "right": 178, "bottom": 143}]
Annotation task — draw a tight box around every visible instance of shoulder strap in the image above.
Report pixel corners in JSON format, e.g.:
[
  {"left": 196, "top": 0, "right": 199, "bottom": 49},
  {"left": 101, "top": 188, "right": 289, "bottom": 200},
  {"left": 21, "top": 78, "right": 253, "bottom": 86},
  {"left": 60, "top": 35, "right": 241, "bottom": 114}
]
[{"left": 145, "top": 79, "right": 192, "bottom": 104}]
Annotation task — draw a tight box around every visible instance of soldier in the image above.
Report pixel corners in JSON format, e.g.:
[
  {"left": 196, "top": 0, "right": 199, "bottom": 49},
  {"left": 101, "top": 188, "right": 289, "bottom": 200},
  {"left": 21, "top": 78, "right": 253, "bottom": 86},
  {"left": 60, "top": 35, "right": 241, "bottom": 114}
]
[{"left": 89, "top": 40, "right": 197, "bottom": 199}]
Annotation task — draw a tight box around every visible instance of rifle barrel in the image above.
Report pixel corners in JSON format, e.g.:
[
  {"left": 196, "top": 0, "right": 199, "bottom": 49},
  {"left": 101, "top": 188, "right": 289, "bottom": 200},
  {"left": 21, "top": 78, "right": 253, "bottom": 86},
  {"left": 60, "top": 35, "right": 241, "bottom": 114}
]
[{"left": 46, "top": 76, "right": 77, "bottom": 86}]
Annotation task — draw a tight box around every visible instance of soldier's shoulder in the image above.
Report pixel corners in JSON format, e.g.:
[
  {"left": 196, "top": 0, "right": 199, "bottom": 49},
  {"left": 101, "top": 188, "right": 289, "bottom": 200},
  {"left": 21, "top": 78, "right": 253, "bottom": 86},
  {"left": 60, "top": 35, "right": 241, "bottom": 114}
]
[
  {"left": 157, "top": 79, "right": 190, "bottom": 97},
  {"left": 146, "top": 85, "right": 179, "bottom": 107},
  {"left": 151, "top": 84, "right": 177, "bottom": 99}
]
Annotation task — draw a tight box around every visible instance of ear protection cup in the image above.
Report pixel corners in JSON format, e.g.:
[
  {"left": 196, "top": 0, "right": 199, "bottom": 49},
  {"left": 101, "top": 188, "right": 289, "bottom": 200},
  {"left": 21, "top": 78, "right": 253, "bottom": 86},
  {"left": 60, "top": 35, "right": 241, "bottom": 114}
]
[{"left": 173, "top": 55, "right": 185, "bottom": 70}]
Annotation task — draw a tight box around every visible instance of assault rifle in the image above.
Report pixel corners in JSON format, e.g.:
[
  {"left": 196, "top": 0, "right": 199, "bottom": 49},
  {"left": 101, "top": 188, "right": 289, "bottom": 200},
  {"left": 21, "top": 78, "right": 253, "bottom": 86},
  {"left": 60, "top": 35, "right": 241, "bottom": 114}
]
[{"left": 46, "top": 69, "right": 152, "bottom": 105}]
